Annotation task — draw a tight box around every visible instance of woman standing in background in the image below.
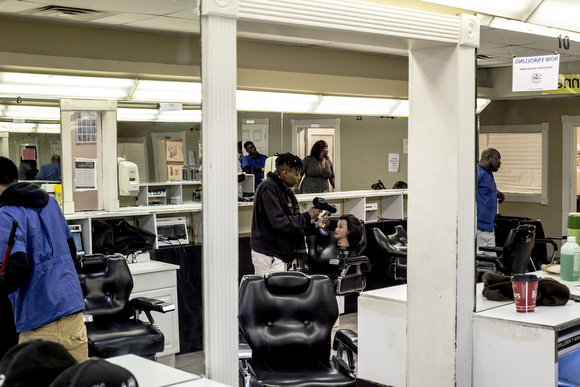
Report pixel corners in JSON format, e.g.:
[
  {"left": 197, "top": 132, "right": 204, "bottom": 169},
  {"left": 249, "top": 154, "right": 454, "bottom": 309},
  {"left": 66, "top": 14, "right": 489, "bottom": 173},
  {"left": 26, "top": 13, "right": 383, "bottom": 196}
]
[{"left": 300, "top": 140, "right": 335, "bottom": 194}]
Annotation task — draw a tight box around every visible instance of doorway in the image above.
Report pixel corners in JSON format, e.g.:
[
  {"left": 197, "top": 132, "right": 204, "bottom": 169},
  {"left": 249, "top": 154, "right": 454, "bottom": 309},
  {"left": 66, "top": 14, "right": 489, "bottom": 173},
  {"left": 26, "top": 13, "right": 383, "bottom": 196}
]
[
  {"left": 291, "top": 118, "right": 341, "bottom": 191},
  {"left": 562, "top": 115, "right": 580, "bottom": 234},
  {"left": 241, "top": 118, "right": 269, "bottom": 157}
]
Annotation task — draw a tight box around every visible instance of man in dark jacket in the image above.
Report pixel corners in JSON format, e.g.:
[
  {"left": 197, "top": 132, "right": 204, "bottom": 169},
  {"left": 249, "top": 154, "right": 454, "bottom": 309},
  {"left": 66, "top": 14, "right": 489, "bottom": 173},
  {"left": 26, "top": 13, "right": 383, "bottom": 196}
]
[
  {"left": 0, "top": 156, "right": 87, "bottom": 362},
  {"left": 250, "top": 152, "right": 329, "bottom": 275}
]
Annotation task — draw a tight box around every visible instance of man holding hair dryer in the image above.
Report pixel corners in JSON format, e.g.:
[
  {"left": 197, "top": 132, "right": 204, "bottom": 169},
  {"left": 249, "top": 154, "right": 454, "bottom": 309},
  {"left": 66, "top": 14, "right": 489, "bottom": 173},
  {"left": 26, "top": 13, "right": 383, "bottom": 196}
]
[{"left": 251, "top": 152, "right": 330, "bottom": 275}]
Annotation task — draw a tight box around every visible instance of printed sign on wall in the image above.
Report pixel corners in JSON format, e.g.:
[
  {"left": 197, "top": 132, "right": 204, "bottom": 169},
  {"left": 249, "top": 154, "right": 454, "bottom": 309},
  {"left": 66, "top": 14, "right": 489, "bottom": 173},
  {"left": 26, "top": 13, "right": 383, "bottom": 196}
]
[{"left": 512, "top": 54, "right": 560, "bottom": 92}]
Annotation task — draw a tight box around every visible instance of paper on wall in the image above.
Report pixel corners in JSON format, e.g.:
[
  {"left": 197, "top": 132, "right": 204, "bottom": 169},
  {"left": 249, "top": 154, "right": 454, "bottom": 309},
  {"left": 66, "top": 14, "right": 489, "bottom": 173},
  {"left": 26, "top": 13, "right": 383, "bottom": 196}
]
[{"left": 388, "top": 153, "right": 400, "bottom": 172}]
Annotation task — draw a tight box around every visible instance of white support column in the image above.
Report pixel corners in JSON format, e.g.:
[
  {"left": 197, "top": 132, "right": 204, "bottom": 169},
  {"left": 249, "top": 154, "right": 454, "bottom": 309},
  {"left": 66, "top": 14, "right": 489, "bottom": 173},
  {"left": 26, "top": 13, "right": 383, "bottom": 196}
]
[
  {"left": 60, "top": 98, "right": 119, "bottom": 214},
  {"left": 407, "top": 35, "right": 477, "bottom": 387},
  {"left": 201, "top": 0, "right": 239, "bottom": 385}
]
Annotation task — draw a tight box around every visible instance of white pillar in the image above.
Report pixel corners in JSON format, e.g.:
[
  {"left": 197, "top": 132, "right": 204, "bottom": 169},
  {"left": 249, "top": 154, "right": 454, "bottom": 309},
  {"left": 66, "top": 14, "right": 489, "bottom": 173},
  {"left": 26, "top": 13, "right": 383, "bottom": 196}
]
[
  {"left": 407, "top": 30, "right": 477, "bottom": 387},
  {"left": 201, "top": 0, "right": 239, "bottom": 385}
]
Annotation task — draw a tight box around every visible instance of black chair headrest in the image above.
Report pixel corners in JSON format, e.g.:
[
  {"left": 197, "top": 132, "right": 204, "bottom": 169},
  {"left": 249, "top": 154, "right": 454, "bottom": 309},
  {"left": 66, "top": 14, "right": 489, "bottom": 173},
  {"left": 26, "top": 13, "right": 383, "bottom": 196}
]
[
  {"left": 265, "top": 271, "right": 310, "bottom": 295},
  {"left": 79, "top": 254, "right": 107, "bottom": 273}
]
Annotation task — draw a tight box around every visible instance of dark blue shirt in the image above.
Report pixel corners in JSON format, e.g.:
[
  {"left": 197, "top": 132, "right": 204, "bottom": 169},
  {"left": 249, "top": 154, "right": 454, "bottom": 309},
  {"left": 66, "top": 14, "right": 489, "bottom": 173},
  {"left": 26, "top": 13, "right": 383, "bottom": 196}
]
[
  {"left": 35, "top": 162, "right": 61, "bottom": 181},
  {"left": 240, "top": 153, "right": 268, "bottom": 189},
  {"left": 477, "top": 163, "right": 497, "bottom": 232}
]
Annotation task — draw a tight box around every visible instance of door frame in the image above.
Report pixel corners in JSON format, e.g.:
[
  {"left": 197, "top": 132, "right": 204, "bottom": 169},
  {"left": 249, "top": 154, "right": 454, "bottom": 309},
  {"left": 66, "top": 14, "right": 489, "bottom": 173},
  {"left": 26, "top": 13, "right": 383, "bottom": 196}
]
[
  {"left": 291, "top": 118, "right": 341, "bottom": 191},
  {"left": 562, "top": 115, "right": 580, "bottom": 234}
]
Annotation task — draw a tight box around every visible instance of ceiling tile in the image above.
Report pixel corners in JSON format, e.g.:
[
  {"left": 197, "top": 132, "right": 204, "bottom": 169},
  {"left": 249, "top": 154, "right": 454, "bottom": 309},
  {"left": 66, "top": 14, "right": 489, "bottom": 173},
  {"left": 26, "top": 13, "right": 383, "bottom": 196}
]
[
  {"left": 12, "top": 0, "right": 196, "bottom": 15},
  {"left": 0, "top": 0, "right": 42, "bottom": 12},
  {"left": 528, "top": 0, "right": 580, "bottom": 33},
  {"left": 125, "top": 16, "right": 199, "bottom": 33},
  {"left": 86, "top": 13, "right": 155, "bottom": 25}
]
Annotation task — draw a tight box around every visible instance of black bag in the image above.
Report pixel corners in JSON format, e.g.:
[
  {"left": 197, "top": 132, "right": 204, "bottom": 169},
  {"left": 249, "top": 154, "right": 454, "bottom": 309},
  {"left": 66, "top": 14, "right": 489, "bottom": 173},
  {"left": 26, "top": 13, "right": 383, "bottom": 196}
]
[{"left": 92, "top": 219, "right": 156, "bottom": 254}]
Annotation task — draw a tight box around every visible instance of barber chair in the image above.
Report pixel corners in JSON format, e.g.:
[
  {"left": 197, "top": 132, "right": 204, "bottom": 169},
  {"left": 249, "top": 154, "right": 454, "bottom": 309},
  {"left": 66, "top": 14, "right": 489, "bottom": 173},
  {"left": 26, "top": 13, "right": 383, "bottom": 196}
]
[
  {"left": 305, "top": 218, "right": 370, "bottom": 295},
  {"left": 476, "top": 224, "right": 536, "bottom": 276},
  {"left": 520, "top": 219, "right": 559, "bottom": 266},
  {"left": 238, "top": 272, "right": 358, "bottom": 387},
  {"left": 78, "top": 255, "right": 175, "bottom": 360},
  {"left": 372, "top": 225, "right": 408, "bottom": 281},
  {"left": 495, "top": 215, "right": 560, "bottom": 269}
]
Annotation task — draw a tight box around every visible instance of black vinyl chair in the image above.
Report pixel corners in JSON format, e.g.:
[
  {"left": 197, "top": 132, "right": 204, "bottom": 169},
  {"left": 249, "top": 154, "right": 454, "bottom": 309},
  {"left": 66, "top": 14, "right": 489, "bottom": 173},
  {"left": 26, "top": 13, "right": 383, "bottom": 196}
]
[
  {"left": 372, "top": 225, "right": 408, "bottom": 280},
  {"left": 477, "top": 224, "right": 536, "bottom": 276},
  {"left": 78, "top": 255, "right": 175, "bottom": 360},
  {"left": 238, "top": 272, "right": 358, "bottom": 387},
  {"left": 494, "top": 215, "right": 560, "bottom": 269},
  {"left": 520, "top": 219, "right": 560, "bottom": 265},
  {"left": 305, "top": 217, "right": 370, "bottom": 295}
]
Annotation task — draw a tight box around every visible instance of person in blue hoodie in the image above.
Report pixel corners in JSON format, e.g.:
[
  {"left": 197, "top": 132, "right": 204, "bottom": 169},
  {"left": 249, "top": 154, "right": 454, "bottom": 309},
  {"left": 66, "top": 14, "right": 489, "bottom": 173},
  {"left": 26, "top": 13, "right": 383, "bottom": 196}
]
[{"left": 0, "top": 156, "right": 87, "bottom": 362}]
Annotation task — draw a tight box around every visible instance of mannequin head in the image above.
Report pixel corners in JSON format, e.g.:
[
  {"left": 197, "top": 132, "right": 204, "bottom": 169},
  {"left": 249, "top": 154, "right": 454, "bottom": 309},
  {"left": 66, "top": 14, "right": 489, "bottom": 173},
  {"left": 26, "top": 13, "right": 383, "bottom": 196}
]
[{"left": 335, "top": 214, "right": 363, "bottom": 252}]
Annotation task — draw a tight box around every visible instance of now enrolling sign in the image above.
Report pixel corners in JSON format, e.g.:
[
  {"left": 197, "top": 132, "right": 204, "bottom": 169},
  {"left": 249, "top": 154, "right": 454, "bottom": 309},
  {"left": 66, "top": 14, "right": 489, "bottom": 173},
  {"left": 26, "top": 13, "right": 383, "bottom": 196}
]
[{"left": 512, "top": 54, "right": 560, "bottom": 92}]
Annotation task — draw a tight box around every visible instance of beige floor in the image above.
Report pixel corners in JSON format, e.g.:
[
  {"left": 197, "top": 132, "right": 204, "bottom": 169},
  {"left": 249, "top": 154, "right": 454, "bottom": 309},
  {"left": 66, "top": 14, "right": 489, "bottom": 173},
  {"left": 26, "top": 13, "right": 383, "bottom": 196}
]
[{"left": 174, "top": 312, "right": 358, "bottom": 376}]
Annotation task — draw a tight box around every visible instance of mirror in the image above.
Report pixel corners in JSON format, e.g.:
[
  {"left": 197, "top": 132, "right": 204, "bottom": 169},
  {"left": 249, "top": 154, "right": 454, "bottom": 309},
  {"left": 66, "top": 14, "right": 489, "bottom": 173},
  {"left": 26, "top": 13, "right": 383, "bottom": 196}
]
[{"left": 238, "top": 111, "right": 409, "bottom": 192}]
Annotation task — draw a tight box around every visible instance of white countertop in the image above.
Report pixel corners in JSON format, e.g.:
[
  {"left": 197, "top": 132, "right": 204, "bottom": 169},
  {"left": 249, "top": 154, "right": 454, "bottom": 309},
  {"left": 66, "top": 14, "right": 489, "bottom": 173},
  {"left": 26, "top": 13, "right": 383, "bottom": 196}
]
[
  {"left": 128, "top": 260, "right": 180, "bottom": 275},
  {"left": 107, "top": 354, "right": 228, "bottom": 387},
  {"left": 359, "top": 284, "right": 408, "bottom": 303},
  {"left": 475, "top": 270, "right": 580, "bottom": 330}
]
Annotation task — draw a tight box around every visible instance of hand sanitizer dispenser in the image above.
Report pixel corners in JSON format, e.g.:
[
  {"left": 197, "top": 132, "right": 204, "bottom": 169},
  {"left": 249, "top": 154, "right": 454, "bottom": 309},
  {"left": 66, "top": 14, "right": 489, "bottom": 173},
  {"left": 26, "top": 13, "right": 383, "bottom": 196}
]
[{"left": 118, "top": 158, "right": 139, "bottom": 196}]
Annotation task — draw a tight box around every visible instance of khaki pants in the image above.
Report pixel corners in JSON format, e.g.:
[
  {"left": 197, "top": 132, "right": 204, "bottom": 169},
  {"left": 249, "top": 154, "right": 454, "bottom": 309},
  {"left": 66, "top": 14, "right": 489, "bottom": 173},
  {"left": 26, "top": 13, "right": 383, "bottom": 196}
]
[
  {"left": 476, "top": 230, "right": 496, "bottom": 257},
  {"left": 251, "top": 250, "right": 286, "bottom": 276},
  {"left": 19, "top": 311, "right": 89, "bottom": 362}
]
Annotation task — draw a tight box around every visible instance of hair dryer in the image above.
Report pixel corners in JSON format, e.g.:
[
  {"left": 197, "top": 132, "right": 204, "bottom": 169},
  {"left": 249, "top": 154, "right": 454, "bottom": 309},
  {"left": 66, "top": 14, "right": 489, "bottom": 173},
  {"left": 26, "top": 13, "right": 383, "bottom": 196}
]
[{"left": 313, "top": 197, "right": 337, "bottom": 214}]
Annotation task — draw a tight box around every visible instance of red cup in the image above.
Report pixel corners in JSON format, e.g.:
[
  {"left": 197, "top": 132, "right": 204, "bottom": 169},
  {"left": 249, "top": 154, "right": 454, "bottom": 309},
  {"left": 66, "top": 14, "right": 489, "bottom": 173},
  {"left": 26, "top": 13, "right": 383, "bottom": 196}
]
[{"left": 512, "top": 274, "right": 539, "bottom": 313}]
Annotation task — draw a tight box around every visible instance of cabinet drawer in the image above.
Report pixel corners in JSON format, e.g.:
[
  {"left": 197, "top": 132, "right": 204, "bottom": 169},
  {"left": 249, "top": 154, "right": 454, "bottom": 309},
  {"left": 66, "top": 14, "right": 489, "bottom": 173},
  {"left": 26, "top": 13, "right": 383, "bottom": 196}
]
[{"left": 132, "top": 270, "right": 176, "bottom": 293}]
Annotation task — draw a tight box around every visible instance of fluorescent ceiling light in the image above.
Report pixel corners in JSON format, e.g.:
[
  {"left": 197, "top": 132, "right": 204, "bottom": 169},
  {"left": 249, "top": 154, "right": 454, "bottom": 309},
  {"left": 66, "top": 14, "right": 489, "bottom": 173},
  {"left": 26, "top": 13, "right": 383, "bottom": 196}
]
[
  {"left": 37, "top": 124, "right": 61, "bottom": 133},
  {"left": 391, "top": 101, "right": 409, "bottom": 117},
  {"left": 314, "top": 96, "right": 399, "bottom": 115},
  {"left": 3, "top": 105, "right": 60, "bottom": 120},
  {"left": 489, "top": 17, "right": 580, "bottom": 42},
  {"left": 419, "top": 0, "right": 542, "bottom": 20},
  {"left": 0, "top": 123, "right": 60, "bottom": 133},
  {"left": 237, "top": 91, "right": 321, "bottom": 113},
  {"left": 0, "top": 72, "right": 135, "bottom": 100},
  {"left": 158, "top": 110, "right": 202, "bottom": 122},
  {"left": 117, "top": 108, "right": 159, "bottom": 121},
  {"left": 130, "top": 81, "right": 202, "bottom": 103},
  {"left": 117, "top": 108, "right": 201, "bottom": 122},
  {"left": 526, "top": 1, "right": 580, "bottom": 34},
  {"left": 476, "top": 98, "right": 491, "bottom": 113}
]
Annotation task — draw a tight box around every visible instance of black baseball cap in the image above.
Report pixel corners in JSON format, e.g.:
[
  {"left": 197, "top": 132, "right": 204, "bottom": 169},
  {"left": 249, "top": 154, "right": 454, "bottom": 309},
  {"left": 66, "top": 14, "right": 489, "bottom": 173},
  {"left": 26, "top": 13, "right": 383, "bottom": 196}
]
[
  {"left": 0, "top": 339, "right": 77, "bottom": 387},
  {"left": 49, "top": 357, "right": 138, "bottom": 387}
]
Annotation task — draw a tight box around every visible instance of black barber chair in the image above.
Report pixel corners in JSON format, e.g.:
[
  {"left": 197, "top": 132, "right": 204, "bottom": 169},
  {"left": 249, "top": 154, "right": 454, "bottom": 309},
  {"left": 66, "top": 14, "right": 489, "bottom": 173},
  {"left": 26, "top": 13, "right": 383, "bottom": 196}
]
[
  {"left": 476, "top": 224, "right": 536, "bottom": 276},
  {"left": 78, "top": 255, "right": 175, "bottom": 360},
  {"left": 305, "top": 217, "right": 370, "bottom": 295},
  {"left": 373, "top": 225, "right": 408, "bottom": 281},
  {"left": 495, "top": 215, "right": 560, "bottom": 269},
  {"left": 238, "top": 272, "right": 358, "bottom": 387}
]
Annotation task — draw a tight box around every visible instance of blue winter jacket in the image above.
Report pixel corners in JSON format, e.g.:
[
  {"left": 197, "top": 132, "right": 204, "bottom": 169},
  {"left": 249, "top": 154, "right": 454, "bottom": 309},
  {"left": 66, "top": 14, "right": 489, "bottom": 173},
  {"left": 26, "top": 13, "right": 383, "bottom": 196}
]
[{"left": 0, "top": 182, "right": 83, "bottom": 332}]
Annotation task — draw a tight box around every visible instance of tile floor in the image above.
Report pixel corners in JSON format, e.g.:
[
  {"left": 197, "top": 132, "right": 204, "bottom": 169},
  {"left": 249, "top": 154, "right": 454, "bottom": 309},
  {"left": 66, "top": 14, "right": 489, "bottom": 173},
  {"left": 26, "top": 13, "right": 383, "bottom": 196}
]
[{"left": 174, "top": 312, "right": 358, "bottom": 376}]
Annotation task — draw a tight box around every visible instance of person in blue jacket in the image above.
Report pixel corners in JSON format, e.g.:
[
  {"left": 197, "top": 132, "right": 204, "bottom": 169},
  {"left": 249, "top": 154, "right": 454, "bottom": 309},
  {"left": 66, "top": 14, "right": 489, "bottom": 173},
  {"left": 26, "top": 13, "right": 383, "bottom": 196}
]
[
  {"left": 0, "top": 156, "right": 87, "bottom": 362},
  {"left": 35, "top": 154, "right": 61, "bottom": 181},
  {"left": 240, "top": 141, "right": 268, "bottom": 190},
  {"left": 477, "top": 148, "right": 505, "bottom": 255}
]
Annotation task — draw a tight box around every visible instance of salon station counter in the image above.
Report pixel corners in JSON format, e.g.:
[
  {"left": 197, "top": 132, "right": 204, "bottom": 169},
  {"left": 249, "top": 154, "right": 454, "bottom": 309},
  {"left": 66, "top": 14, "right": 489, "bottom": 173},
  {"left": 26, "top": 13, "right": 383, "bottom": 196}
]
[{"left": 358, "top": 273, "right": 580, "bottom": 387}]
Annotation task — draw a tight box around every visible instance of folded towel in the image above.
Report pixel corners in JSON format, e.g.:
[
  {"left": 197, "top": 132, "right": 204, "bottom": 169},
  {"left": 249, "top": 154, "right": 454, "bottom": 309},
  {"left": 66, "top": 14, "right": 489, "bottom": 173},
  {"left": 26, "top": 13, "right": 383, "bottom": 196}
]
[{"left": 481, "top": 272, "right": 570, "bottom": 306}]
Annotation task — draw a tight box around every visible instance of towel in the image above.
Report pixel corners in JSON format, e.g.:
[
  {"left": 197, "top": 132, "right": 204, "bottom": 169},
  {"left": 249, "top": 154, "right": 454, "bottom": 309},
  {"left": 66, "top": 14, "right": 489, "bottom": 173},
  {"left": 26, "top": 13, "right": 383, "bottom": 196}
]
[{"left": 481, "top": 272, "right": 570, "bottom": 306}]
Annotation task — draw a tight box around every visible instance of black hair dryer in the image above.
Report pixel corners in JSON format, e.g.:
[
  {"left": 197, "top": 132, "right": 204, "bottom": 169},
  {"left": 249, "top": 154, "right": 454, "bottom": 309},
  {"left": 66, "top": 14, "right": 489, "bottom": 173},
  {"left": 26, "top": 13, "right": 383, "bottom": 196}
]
[{"left": 313, "top": 197, "right": 337, "bottom": 214}]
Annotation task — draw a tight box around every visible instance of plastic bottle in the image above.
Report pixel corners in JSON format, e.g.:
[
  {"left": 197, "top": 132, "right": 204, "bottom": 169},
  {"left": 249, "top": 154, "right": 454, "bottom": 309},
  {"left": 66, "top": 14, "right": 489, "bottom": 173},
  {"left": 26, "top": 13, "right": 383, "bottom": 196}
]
[{"left": 560, "top": 236, "right": 580, "bottom": 281}]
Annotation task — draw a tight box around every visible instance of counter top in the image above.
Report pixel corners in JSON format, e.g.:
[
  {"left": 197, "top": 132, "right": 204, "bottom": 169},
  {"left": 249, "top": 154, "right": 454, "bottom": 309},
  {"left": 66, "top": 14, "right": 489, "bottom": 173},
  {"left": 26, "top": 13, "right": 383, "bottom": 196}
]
[
  {"left": 475, "top": 270, "right": 580, "bottom": 331},
  {"left": 359, "top": 285, "right": 407, "bottom": 303},
  {"left": 128, "top": 260, "right": 180, "bottom": 275}
]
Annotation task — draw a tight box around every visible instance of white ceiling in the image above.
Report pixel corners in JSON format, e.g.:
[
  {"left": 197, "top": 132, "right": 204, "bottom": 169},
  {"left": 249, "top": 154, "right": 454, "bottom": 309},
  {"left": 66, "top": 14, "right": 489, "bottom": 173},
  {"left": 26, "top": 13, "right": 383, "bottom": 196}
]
[{"left": 0, "top": 0, "right": 578, "bottom": 68}]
